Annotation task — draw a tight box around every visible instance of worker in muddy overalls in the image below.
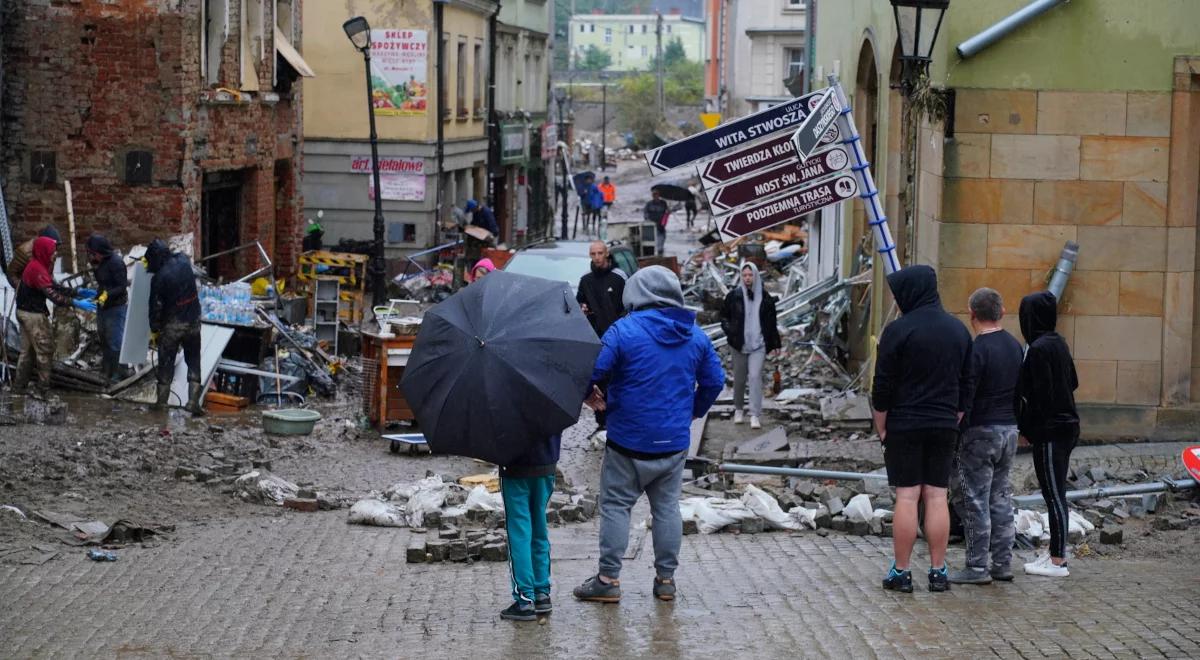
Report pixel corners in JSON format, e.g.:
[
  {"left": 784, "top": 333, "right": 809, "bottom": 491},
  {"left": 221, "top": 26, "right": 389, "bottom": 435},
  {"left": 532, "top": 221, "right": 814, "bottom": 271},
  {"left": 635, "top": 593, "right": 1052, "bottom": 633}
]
[{"left": 145, "top": 239, "right": 203, "bottom": 416}]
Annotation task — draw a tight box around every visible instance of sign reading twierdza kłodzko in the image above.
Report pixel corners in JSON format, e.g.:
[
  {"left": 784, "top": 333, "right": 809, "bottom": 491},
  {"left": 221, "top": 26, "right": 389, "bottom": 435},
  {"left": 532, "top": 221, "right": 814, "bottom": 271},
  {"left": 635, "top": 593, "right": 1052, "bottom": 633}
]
[
  {"left": 706, "top": 146, "right": 850, "bottom": 213},
  {"left": 644, "top": 89, "right": 826, "bottom": 174}
]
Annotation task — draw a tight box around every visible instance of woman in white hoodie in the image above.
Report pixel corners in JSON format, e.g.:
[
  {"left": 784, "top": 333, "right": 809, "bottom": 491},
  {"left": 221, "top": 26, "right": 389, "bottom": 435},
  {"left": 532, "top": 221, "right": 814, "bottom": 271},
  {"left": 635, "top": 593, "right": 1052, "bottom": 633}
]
[{"left": 720, "top": 262, "right": 781, "bottom": 429}]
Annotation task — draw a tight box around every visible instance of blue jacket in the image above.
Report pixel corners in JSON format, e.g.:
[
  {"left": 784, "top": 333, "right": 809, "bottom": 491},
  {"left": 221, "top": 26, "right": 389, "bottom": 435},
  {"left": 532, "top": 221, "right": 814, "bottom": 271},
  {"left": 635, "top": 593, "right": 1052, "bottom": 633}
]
[
  {"left": 471, "top": 206, "right": 499, "bottom": 236},
  {"left": 591, "top": 307, "right": 725, "bottom": 454},
  {"left": 500, "top": 434, "right": 561, "bottom": 479},
  {"left": 586, "top": 184, "right": 605, "bottom": 211}
]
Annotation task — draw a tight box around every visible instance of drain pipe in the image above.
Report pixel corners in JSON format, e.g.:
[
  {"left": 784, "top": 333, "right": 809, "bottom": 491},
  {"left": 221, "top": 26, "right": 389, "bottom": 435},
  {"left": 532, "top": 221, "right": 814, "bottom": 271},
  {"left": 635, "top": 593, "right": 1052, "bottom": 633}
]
[
  {"left": 1013, "top": 477, "right": 1196, "bottom": 507},
  {"left": 719, "top": 463, "right": 888, "bottom": 482},
  {"left": 957, "top": 0, "right": 1069, "bottom": 59},
  {"left": 1046, "top": 240, "right": 1078, "bottom": 300}
]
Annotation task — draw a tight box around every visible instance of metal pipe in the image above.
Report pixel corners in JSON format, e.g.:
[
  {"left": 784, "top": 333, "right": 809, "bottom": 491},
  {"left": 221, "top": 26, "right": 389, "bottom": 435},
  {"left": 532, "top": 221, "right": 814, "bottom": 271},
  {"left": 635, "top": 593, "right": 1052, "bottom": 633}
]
[
  {"left": 957, "top": 0, "right": 1068, "bottom": 59},
  {"left": 828, "top": 75, "right": 900, "bottom": 274},
  {"left": 1013, "top": 477, "right": 1195, "bottom": 507},
  {"left": 720, "top": 462, "right": 888, "bottom": 482},
  {"left": 1046, "top": 240, "right": 1078, "bottom": 300}
]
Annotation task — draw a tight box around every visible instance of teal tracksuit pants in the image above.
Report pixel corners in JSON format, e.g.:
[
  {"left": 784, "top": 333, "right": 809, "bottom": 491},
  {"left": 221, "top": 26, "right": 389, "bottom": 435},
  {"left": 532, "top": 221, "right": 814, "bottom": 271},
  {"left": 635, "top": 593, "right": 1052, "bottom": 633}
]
[{"left": 500, "top": 475, "right": 555, "bottom": 603}]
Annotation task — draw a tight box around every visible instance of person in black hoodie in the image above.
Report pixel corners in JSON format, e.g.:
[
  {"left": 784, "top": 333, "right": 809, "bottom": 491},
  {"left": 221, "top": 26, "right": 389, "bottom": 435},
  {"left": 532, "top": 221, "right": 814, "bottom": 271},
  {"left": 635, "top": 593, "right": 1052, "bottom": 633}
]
[
  {"left": 86, "top": 235, "right": 129, "bottom": 381},
  {"left": 871, "top": 265, "right": 972, "bottom": 594},
  {"left": 1015, "top": 291, "right": 1079, "bottom": 578},
  {"left": 720, "top": 262, "right": 781, "bottom": 429},
  {"left": 576, "top": 241, "right": 627, "bottom": 434},
  {"left": 498, "top": 434, "right": 561, "bottom": 622},
  {"left": 145, "top": 239, "right": 203, "bottom": 416}
]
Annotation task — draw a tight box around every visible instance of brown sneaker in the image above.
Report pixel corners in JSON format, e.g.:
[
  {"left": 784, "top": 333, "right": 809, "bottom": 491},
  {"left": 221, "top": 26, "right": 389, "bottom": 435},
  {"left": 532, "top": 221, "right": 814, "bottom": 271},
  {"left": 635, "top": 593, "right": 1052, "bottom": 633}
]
[{"left": 653, "top": 576, "right": 676, "bottom": 601}]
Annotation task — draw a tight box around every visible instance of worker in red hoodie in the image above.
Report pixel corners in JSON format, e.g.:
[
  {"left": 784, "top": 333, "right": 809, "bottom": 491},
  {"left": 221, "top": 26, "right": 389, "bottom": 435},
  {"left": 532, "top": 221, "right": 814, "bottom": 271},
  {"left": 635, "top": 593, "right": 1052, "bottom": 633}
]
[{"left": 13, "top": 236, "right": 95, "bottom": 397}]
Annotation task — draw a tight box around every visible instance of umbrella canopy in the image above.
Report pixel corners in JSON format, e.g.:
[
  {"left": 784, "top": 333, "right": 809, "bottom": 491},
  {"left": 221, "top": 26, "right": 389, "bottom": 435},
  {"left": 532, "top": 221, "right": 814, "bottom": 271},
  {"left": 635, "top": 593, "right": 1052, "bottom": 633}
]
[
  {"left": 400, "top": 271, "right": 602, "bottom": 465},
  {"left": 651, "top": 181, "right": 694, "bottom": 202},
  {"left": 572, "top": 171, "right": 596, "bottom": 197}
]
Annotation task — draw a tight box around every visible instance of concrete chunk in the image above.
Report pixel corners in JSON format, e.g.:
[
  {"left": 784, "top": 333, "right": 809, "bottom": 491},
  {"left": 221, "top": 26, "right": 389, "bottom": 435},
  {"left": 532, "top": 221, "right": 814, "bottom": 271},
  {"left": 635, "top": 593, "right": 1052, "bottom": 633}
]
[
  {"left": 1099, "top": 527, "right": 1124, "bottom": 545},
  {"left": 406, "top": 539, "right": 428, "bottom": 563}
]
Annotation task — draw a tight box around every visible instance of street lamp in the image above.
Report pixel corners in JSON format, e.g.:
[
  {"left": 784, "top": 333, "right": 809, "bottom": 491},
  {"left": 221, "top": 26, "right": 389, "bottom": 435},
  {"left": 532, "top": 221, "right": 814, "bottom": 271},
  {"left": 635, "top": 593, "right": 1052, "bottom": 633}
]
[
  {"left": 599, "top": 72, "right": 608, "bottom": 171},
  {"left": 890, "top": 0, "right": 950, "bottom": 93},
  {"left": 553, "top": 87, "right": 570, "bottom": 240},
  {"left": 343, "top": 15, "right": 388, "bottom": 309}
]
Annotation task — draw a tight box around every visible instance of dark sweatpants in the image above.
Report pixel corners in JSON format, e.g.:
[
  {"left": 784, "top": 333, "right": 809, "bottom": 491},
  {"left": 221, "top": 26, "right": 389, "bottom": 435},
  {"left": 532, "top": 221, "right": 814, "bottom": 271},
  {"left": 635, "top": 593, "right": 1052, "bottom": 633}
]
[
  {"left": 1032, "top": 436, "right": 1077, "bottom": 560},
  {"left": 157, "top": 320, "right": 201, "bottom": 386}
]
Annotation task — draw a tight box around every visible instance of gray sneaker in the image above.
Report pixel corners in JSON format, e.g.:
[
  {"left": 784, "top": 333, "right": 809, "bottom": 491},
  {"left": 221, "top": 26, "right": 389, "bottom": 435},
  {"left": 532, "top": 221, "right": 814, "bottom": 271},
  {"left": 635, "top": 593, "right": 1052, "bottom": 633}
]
[
  {"left": 573, "top": 574, "right": 621, "bottom": 603},
  {"left": 949, "top": 566, "right": 993, "bottom": 585},
  {"left": 990, "top": 564, "right": 1014, "bottom": 582},
  {"left": 653, "top": 576, "right": 677, "bottom": 601}
]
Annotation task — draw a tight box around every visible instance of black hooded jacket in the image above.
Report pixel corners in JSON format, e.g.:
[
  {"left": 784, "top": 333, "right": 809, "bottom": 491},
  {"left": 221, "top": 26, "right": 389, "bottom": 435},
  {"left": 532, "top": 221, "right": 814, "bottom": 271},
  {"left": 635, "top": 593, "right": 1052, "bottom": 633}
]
[
  {"left": 1015, "top": 291, "right": 1079, "bottom": 442},
  {"left": 146, "top": 240, "right": 200, "bottom": 332},
  {"left": 871, "top": 265, "right": 972, "bottom": 433},
  {"left": 576, "top": 261, "right": 627, "bottom": 338},
  {"left": 86, "top": 235, "right": 128, "bottom": 309}
]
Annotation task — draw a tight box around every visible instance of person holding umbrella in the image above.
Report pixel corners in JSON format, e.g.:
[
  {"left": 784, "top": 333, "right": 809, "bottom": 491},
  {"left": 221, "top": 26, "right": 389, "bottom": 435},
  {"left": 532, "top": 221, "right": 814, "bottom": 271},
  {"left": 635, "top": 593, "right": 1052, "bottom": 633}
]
[
  {"left": 644, "top": 189, "right": 670, "bottom": 256},
  {"left": 573, "top": 266, "right": 724, "bottom": 604}
]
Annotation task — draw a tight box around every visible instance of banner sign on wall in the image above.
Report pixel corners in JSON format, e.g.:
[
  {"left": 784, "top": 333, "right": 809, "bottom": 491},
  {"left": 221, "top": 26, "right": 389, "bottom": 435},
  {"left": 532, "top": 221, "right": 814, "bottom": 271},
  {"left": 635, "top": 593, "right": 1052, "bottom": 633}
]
[
  {"left": 350, "top": 156, "right": 424, "bottom": 175},
  {"left": 368, "top": 174, "right": 426, "bottom": 202},
  {"left": 369, "top": 29, "right": 428, "bottom": 116}
]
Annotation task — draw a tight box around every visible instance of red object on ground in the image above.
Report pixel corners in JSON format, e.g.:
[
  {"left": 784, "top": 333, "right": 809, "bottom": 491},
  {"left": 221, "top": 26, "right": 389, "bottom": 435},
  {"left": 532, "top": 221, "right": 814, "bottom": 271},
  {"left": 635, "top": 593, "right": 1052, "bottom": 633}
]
[{"left": 1183, "top": 445, "right": 1200, "bottom": 483}]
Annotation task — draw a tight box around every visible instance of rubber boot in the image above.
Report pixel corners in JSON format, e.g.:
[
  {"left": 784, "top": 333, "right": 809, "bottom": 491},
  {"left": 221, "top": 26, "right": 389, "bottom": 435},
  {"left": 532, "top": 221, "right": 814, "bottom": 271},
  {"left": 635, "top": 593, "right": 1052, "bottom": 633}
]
[
  {"left": 185, "top": 382, "right": 206, "bottom": 417},
  {"left": 153, "top": 382, "right": 171, "bottom": 410}
]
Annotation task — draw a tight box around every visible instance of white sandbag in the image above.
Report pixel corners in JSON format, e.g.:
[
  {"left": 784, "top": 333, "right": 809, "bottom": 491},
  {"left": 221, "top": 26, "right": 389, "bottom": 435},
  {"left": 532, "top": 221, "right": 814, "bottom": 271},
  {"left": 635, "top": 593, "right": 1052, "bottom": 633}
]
[
  {"left": 464, "top": 485, "right": 504, "bottom": 512},
  {"left": 347, "top": 499, "right": 406, "bottom": 527},
  {"left": 790, "top": 506, "right": 818, "bottom": 530},
  {"left": 693, "top": 497, "right": 756, "bottom": 534},
  {"left": 405, "top": 476, "right": 450, "bottom": 527},
  {"left": 234, "top": 470, "right": 299, "bottom": 505},
  {"left": 844, "top": 494, "right": 874, "bottom": 523},
  {"left": 1014, "top": 509, "right": 1045, "bottom": 540},
  {"left": 741, "top": 484, "right": 800, "bottom": 530}
]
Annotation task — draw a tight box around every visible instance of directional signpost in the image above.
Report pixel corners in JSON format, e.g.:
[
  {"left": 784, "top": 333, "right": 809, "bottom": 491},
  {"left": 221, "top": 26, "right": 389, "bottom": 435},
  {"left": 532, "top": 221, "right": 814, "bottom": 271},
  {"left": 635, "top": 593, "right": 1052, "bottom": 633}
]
[
  {"left": 717, "top": 174, "right": 858, "bottom": 241},
  {"left": 706, "top": 146, "right": 850, "bottom": 214},
  {"left": 791, "top": 88, "right": 839, "bottom": 163},
  {"left": 644, "top": 90, "right": 823, "bottom": 175}
]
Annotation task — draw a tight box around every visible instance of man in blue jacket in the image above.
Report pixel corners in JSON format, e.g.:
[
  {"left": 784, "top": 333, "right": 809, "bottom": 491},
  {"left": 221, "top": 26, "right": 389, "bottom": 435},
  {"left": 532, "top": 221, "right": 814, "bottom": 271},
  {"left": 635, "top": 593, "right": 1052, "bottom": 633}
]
[{"left": 573, "top": 266, "right": 724, "bottom": 604}]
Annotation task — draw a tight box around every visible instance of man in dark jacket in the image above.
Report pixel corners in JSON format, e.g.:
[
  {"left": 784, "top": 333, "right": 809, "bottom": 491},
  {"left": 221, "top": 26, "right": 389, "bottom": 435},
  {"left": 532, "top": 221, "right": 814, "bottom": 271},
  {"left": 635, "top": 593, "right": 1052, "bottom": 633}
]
[
  {"left": 577, "top": 241, "right": 627, "bottom": 433},
  {"left": 86, "top": 234, "right": 129, "bottom": 381},
  {"left": 644, "top": 190, "right": 669, "bottom": 256},
  {"left": 574, "top": 266, "right": 724, "bottom": 604},
  {"left": 497, "top": 433, "right": 561, "bottom": 622},
  {"left": 145, "top": 239, "right": 204, "bottom": 415},
  {"left": 720, "top": 262, "right": 782, "bottom": 428},
  {"left": 950, "top": 287, "right": 1024, "bottom": 586},
  {"left": 871, "top": 265, "right": 971, "bottom": 594},
  {"left": 464, "top": 199, "right": 500, "bottom": 237},
  {"left": 1015, "top": 291, "right": 1079, "bottom": 578},
  {"left": 14, "top": 235, "right": 92, "bottom": 397}
]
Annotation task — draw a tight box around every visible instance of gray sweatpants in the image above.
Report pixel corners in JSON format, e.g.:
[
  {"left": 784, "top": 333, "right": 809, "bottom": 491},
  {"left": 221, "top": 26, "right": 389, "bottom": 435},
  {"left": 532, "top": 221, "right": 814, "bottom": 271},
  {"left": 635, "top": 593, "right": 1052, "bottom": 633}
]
[
  {"left": 598, "top": 445, "right": 685, "bottom": 580},
  {"left": 955, "top": 425, "right": 1018, "bottom": 570},
  {"left": 731, "top": 349, "right": 766, "bottom": 416}
]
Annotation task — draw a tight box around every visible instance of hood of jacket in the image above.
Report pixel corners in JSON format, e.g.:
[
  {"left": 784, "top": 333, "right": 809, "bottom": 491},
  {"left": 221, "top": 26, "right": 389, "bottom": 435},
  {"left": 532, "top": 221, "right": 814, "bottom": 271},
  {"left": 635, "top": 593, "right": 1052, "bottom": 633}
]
[
  {"left": 740, "top": 261, "right": 762, "bottom": 301},
  {"left": 1019, "top": 291, "right": 1058, "bottom": 344},
  {"left": 623, "top": 265, "right": 684, "bottom": 311},
  {"left": 629, "top": 307, "right": 696, "bottom": 347},
  {"left": 31, "top": 236, "right": 57, "bottom": 269},
  {"left": 86, "top": 234, "right": 114, "bottom": 257},
  {"left": 887, "top": 265, "right": 941, "bottom": 314},
  {"left": 145, "top": 239, "right": 170, "bottom": 273}
]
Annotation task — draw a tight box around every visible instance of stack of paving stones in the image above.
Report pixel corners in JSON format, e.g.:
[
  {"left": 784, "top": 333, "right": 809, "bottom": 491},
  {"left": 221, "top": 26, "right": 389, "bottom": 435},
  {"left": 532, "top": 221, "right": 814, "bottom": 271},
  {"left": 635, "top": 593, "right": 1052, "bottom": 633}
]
[
  {"left": 679, "top": 480, "right": 894, "bottom": 538},
  {"left": 1067, "top": 464, "right": 1200, "bottom": 545}
]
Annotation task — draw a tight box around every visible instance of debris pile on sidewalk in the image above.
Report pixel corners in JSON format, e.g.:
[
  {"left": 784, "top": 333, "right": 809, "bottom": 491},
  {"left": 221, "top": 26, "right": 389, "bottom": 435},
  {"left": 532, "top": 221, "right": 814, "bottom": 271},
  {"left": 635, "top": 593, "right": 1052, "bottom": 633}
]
[{"left": 674, "top": 477, "right": 893, "bottom": 537}]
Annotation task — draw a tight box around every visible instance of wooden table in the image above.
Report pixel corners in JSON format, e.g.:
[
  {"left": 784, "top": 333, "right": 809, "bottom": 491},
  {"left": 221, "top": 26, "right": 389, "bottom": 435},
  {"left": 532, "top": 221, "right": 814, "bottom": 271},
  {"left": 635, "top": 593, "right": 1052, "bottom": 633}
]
[{"left": 362, "top": 332, "right": 417, "bottom": 430}]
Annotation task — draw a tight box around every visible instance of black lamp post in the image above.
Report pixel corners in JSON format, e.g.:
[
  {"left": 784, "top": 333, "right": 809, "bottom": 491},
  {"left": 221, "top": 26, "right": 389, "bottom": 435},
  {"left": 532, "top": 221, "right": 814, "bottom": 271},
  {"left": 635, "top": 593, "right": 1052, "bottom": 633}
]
[
  {"left": 554, "top": 87, "right": 569, "bottom": 240},
  {"left": 343, "top": 16, "right": 388, "bottom": 309},
  {"left": 890, "top": 0, "right": 950, "bottom": 93},
  {"left": 599, "top": 72, "right": 608, "bottom": 171}
]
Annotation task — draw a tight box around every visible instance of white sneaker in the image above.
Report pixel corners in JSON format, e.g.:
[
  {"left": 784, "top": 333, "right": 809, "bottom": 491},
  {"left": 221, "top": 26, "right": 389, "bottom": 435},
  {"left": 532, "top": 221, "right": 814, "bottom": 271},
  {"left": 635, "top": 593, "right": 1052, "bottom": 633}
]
[
  {"left": 733, "top": 410, "right": 744, "bottom": 424},
  {"left": 1025, "top": 559, "right": 1069, "bottom": 577},
  {"left": 749, "top": 415, "right": 762, "bottom": 429},
  {"left": 1022, "top": 553, "right": 1050, "bottom": 573}
]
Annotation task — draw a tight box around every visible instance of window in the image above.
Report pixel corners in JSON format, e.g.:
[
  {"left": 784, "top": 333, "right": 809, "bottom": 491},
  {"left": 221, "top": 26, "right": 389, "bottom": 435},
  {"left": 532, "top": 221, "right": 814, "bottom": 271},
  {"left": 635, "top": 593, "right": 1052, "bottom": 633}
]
[
  {"left": 642, "top": 24, "right": 648, "bottom": 34},
  {"left": 665, "top": 24, "right": 672, "bottom": 33},
  {"left": 474, "top": 43, "right": 484, "bottom": 111},
  {"left": 456, "top": 40, "right": 467, "bottom": 117},
  {"left": 579, "top": 24, "right": 585, "bottom": 33},
  {"left": 202, "top": 0, "right": 229, "bottom": 85},
  {"left": 641, "top": 46, "right": 647, "bottom": 57},
  {"left": 274, "top": 0, "right": 293, "bottom": 38},
  {"left": 241, "top": 0, "right": 265, "bottom": 91},
  {"left": 589, "top": 24, "right": 594, "bottom": 33},
  {"left": 532, "top": 54, "right": 542, "bottom": 108},
  {"left": 628, "top": 25, "right": 634, "bottom": 34},
  {"left": 786, "top": 47, "right": 804, "bottom": 78},
  {"left": 29, "top": 151, "right": 56, "bottom": 186},
  {"left": 604, "top": 28, "right": 612, "bottom": 44},
  {"left": 524, "top": 53, "right": 532, "bottom": 109},
  {"left": 786, "top": 0, "right": 805, "bottom": 8}
]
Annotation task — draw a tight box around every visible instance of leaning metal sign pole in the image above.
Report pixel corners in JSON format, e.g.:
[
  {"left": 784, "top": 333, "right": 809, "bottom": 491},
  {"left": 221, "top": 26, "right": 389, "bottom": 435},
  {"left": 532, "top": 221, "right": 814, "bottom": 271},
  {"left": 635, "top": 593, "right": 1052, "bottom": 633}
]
[{"left": 825, "top": 74, "right": 900, "bottom": 275}]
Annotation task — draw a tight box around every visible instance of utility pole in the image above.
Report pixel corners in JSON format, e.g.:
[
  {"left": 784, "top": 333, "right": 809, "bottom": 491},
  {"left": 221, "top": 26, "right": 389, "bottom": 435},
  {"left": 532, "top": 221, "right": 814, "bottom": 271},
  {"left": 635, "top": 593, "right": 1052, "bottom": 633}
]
[{"left": 656, "top": 11, "right": 664, "bottom": 117}]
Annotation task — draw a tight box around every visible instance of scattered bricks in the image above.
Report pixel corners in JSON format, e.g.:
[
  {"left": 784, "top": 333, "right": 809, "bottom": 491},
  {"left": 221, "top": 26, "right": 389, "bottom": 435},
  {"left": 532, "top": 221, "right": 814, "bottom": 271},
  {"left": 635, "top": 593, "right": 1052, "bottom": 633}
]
[
  {"left": 448, "top": 541, "right": 469, "bottom": 562},
  {"left": 252, "top": 459, "right": 273, "bottom": 471},
  {"left": 815, "top": 507, "right": 833, "bottom": 529},
  {"left": 800, "top": 501, "right": 820, "bottom": 510},
  {"left": 546, "top": 508, "right": 561, "bottom": 525},
  {"left": 816, "top": 528, "right": 830, "bottom": 538},
  {"left": 549, "top": 493, "right": 571, "bottom": 509},
  {"left": 824, "top": 497, "right": 845, "bottom": 517},
  {"left": 875, "top": 496, "right": 895, "bottom": 511},
  {"left": 1141, "top": 493, "right": 1162, "bottom": 514},
  {"left": 466, "top": 508, "right": 490, "bottom": 523},
  {"left": 577, "top": 496, "right": 597, "bottom": 519},
  {"left": 1114, "top": 495, "right": 1147, "bottom": 518},
  {"left": 1082, "top": 509, "right": 1105, "bottom": 527},
  {"left": 481, "top": 542, "right": 507, "bottom": 562},
  {"left": 793, "top": 480, "right": 818, "bottom": 500},
  {"left": 862, "top": 478, "right": 890, "bottom": 497},
  {"left": 741, "top": 517, "right": 765, "bottom": 534},
  {"left": 683, "top": 519, "right": 699, "bottom": 535},
  {"left": 424, "top": 510, "right": 442, "bottom": 528},
  {"left": 558, "top": 505, "right": 583, "bottom": 523},
  {"left": 1099, "top": 527, "right": 1124, "bottom": 545},
  {"left": 1067, "top": 529, "right": 1084, "bottom": 544},
  {"left": 317, "top": 494, "right": 341, "bottom": 510},
  {"left": 466, "top": 530, "right": 487, "bottom": 544},
  {"left": 850, "top": 520, "right": 870, "bottom": 536},
  {"left": 283, "top": 498, "right": 319, "bottom": 512},
  {"left": 426, "top": 539, "right": 449, "bottom": 562},
  {"left": 831, "top": 515, "right": 848, "bottom": 532},
  {"left": 882, "top": 521, "right": 894, "bottom": 538},
  {"left": 193, "top": 467, "right": 215, "bottom": 483},
  {"left": 441, "top": 512, "right": 465, "bottom": 528},
  {"left": 486, "top": 511, "right": 505, "bottom": 528},
  {"left": 438, "top": 526, "right": 461, "bottom": 540},
  {"left": 406, "top": 539, "right": 428, "bottom": 563},
  {"left": 1094, "top": 499, "right": 1116, "bottom": 514},
  {"left": 1088, "top": 467, "right": 1108, "bottom": 483},
  {"left": 1074, "top": 474, "right": 1093, "bottom": 488},
  {"left": 827, "top": 486, "right": 852, "bottom": 503},
  {"left": 1111, "top": 507, "right": 1130, "bottom": 521},
  {"left": 467, "top": 541, "right": 484, "bottom": 559}
]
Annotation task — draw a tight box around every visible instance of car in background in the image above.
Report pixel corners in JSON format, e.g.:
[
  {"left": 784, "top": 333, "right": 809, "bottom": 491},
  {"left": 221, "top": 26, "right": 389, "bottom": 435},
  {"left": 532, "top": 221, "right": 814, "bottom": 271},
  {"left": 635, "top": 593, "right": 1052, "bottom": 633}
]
[{"left": 502, "top": 240, "right": 637, "bottom": 290}]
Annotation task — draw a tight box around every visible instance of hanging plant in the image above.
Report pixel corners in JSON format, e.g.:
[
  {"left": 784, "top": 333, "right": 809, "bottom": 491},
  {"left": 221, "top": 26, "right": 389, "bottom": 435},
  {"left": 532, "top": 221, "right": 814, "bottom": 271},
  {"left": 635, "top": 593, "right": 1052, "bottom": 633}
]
[{"left": 905, "top": 73, "right": 951, "bottom": 126}]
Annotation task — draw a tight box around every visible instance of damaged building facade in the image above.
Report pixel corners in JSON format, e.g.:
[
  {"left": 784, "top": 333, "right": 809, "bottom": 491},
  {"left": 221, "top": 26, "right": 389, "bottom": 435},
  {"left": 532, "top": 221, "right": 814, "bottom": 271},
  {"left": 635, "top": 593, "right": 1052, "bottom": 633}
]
[
  {"left": 813, "top": 0, "right": 1200, "bottom": 437},
  {"left": 0, "top": 0, "right": 311, "bottom": 279}
]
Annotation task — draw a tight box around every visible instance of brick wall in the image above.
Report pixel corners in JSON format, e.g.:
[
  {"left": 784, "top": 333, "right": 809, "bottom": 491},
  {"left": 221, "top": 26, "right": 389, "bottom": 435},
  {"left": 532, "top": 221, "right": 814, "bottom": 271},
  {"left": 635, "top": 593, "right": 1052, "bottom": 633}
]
[
  {"left": 937, "top": 88, "right": 1174, "bottom": 408},
  {"left": 0, "top": 0, "right": 304, "bottom": 276}
]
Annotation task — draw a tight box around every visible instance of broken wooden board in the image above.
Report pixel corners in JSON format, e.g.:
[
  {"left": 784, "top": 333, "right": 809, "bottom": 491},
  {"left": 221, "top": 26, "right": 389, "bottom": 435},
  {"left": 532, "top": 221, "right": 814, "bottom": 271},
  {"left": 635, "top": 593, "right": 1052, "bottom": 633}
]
[{"left": 459, "top": 473, "right": 500, "bottom": 493}]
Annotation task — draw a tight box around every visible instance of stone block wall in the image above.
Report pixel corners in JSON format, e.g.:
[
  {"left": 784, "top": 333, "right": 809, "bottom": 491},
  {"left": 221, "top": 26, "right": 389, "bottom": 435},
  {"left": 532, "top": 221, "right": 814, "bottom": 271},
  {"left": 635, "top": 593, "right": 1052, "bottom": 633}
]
[{"left": 938, "top": 88, "right": 1176, "bottom": 408}]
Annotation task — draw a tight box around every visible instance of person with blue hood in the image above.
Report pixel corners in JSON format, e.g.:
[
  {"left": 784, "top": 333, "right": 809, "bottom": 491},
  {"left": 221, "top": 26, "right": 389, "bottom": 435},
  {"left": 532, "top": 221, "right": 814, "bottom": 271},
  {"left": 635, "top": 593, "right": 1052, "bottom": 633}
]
[
  {"left": 1015, "top": 291, "right": 1079, "bottom": 578},
  {"left": 464, "top": 199, "right": 499, "bottom": 237},
  {"left": 145, "top": 239, "right": 203, "bottom": 416},
  {"left": 573, "top": 265, "right": 724, "bottom": 604},
  {"left": 871, "top": 265, "right": 971, "bottom": 594},
  {"left": 86, "top": 234, "right": 129, "bottom": 382}
]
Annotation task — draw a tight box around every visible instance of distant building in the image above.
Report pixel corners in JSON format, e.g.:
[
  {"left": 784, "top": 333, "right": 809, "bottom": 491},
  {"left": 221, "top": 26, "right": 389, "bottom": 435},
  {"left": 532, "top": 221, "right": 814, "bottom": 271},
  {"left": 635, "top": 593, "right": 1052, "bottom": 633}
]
[
  {"left": 725, "top": 0, "right": 806, "bottom": 116},
  {"left": 568, "top": 14, "right": 705, "bottom": 72}
]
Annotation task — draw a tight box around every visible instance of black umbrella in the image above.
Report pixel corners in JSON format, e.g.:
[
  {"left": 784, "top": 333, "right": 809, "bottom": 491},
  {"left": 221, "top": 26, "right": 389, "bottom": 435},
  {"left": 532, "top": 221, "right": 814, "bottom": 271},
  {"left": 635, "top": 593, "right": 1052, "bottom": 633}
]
[
  {"left": 651, "top": 181, "right": 694, "bottom": 202},
  {"left": 572, "top": 171, "right": 596, "bottom": 197},
  {"left": 400, "top": 271, "right": 602, "bottom": 466}
]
